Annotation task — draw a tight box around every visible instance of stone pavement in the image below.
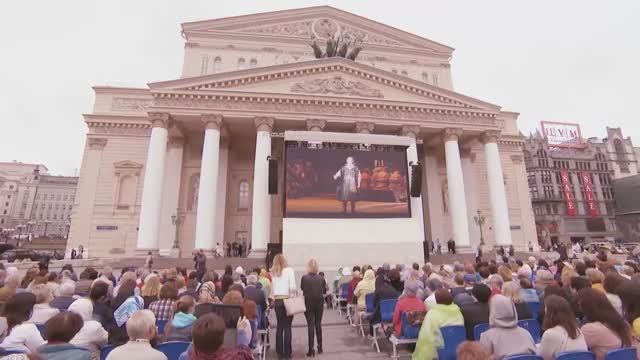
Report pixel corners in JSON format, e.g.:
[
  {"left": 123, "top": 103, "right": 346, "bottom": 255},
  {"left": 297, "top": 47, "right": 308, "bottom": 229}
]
[{"left": 264, "top": 305, "right": 413, "bottom": 359}]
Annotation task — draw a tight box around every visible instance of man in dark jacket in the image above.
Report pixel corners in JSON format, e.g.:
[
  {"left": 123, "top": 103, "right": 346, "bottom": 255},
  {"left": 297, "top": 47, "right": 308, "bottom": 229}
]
[
  {"left": 460, "top": 283, "right": 491, "bottom": 340},
  {"left": 244, "top": 274, "right": 267, "bottom": 311},
  {"left": 369, "top": 276, "right": 400, "bottom": 335}
]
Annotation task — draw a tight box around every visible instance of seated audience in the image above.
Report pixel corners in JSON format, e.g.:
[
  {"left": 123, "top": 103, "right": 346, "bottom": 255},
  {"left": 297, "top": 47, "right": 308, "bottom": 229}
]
[
  {"left": 369, "top": 273, "right": 400, "bottom": 333},
  {"left": 244, "top": 274, "right": 267, "bottom": 312},
  {"left": 537, "top": 295, "right": 587, "bottom": 360},
  {"left": 488, "top": 274, "right": 504, "bottom": 297},
  {"left": 0, "top": 273, "right": 21, "bottom": 304},
  {"left": 578, "top": 288, "right": 633, "bottom": 360},
  {"left": 149, "top": 282, "right": 179, "bottom": 322},
  {"left": 501, "top": 281, "right": 532, "bottom": 320},
  {"left": 457, "top": 340, "right": 492, "bottom": 360},
  {"left": 479, "top": 294, "right": 535, "bottom": 359},
  {"left": 110, "top": 278, "right": 137, "bottom": 311},
  {"left": 29, "top": 284, "right": 60, "bottom": 325},
  {"left": 45, "top": 273, "right": 60, "bottom": 298},
  {"left": 111, "top": 291, "right": 144, "bottom": 346},
  {"left": 618, "top": 283, "right": 640, "bottom": 343},
  {"left": 75, "top": 268, "right": 97, "bottom": 297},
  {"left": 586, "top": 268, "right": 605, "bottom": 293},
  {"left": 221, "top": 290, "right": 252, "bottom": 346},
  {"left": 50, "top": 282, "right": 76, "bottom": 311},
  {"left": 67, "top": 298, "right": 108, "bottom": 360},
  {"left": 391, "top": 281, "right": 425, "bottom": 337},
  {"left": 178, "top": 313, "right": 252, "bottom": 360},
  {"left": 89, "top": 282, "right": 115, "bottom": 332},
  {"left": 460, "top": 284, "right": 491, "bottom": 340},
  {"left": 182, "top": 278, "right": 199, "bottom": 300},
  {"left": 519, "top": 278, "right": 539, "bottom": 303},
  {"left": 412, "top": 289, "right": 464, "bottom": 360},
  {"left": 423, "top": 278, "right": 443, "bottom": 310},
  {"left": 602, "top": 272, "right": 624, "bottom": 315},
  {"left": 106, "top": 310, "right": 166, "bottom": 360},
  {"left": 450, "top": 273, "right": 468, "bottom": 299},
  {"left": 163, "top": 296, "right": 196, "bottom": 342},
  {"left": 38, "top": 312, "right": 90, "bottom": 360},
  {"left": 0, "top": 293, "right": 46, "bottom": 353},
  {"left": 347, "top": 267, "right": 361, "bottom": 304},
  {"left": 141, "top": 274, "right": 161, "bottom": 309}
]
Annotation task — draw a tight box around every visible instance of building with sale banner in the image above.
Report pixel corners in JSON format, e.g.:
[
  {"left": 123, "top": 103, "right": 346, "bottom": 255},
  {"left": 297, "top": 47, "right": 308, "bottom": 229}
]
[{"left": 524, "top": 125, "right": 640, "bottom": 248}]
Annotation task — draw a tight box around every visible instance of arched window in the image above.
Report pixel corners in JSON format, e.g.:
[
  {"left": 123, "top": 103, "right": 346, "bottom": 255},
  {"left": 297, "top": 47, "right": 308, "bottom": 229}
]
[
  {"left": 614, "top": 139, "right": 629, "bottom": 172},
  {"left": 401, "top": 70, "right": 408, "bottom": 77},
  {"left": 237, "top": 58, "right": 246, "bottom": 70},
  {"left": 422, "top": 72, "right": 429, "bottom": 83},
  {"left": 212, "top": 57, "right": 222, "bottom": 73},
  {"left": 117, "top": 175, "right": 136, "bottom": 210},
  {"left": 249, "top": 58, "right": 258, "bottom": 68},
  {"left": 238, "top": 181, "right": 250, "bottom": 210}
]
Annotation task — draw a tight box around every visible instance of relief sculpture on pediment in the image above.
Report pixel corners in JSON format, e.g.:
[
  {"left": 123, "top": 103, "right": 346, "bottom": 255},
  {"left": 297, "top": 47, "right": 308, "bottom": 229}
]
[
  {"left": 291, "top": 76, "right": 383, "bottom": 98},
  {"left": 240, "top": 21, "right": 312, "bottom": 37},
  {"left": 111, "top": 98, "right": 153, "bottom": 111}
]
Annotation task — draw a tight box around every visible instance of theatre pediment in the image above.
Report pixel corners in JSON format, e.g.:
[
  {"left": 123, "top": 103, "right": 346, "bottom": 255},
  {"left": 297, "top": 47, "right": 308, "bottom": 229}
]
[
  {"left": 181, "top": 6, "right": 453, "bottom": 54},
  {"left": 149, "top": 58, "right": 501, "bottom": 113}
]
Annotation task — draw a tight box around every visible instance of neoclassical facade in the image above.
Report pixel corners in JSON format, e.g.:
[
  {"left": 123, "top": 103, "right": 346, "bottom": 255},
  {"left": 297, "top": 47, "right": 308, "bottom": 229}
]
[{"left": 67, "top": 6, "right": 537, "bottom": 263}]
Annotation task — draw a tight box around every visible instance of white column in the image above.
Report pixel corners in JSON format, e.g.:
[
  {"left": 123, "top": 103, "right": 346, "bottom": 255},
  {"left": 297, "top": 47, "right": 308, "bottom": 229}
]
[
  {"left": 402, "top": 125, "right": 426, "bottom": 242},
  {"left": 483, "top": 131, "right": 512, "bottom": 246},
  {"left": 137, "top": 113, "right": 169, "bottom": 253},
  {"left": 461, "top": 154, "right": 481, "bottom": 247},
  {"left": 215, "top": 140, "right": 229, "bottom": 254},
  {"left": 443, "top": 128, "right": 471, "bottom": 248},
  {"left": 194, "top": 115, "right": 222, "bottom": 252},
  {"left": 158, "top": 137, "right": 184, "bottom": 256},
  {"left": 249, "top": 117, "right": 274, "bottom": 258}
]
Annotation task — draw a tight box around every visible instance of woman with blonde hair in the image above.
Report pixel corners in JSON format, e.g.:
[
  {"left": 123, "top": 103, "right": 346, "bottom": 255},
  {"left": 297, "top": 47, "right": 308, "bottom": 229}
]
[
  {"left": 28, "top": 284, "right": 60, "bottom": 325},
  {"left": 301, "top": 258, "right": 325, "bottom": 356},
  {"left": 140, "top": 274, "right": 160, "bottom": 309},
  {"left": 271, "top": 253, "right": 296, "bottom": 359},
  {"left": 501, "top": 281, "right": 532, "bottom": 321}
]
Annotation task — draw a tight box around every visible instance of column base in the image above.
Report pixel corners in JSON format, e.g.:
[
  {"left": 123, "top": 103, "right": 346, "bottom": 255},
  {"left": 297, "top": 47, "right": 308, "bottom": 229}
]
[
  {"left": 248, "top": 249, "right": 267, "bottom": 260},
  {"left": 135, "top": 248, "right": 159, "bottom": 257}
]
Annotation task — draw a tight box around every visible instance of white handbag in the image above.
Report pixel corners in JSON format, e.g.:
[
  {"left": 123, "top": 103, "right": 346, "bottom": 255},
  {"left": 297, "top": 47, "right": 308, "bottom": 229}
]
[{"left": 283, "top": 294, "right": 306, "bottom": 316}]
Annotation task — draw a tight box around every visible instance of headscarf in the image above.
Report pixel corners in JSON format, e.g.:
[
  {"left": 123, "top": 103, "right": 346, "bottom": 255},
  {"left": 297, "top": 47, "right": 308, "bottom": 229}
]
[
  {"left": 355, "top": 269, "right": 375, "bottom": 294},
  {"left": 68, "top": 298, "right": 94, "bottom": 321},
  {"left": 113, "top": 295, "right": 143, "bottom": 327},
  {"left": 341, "top": 267, "right": 352, "bottom": 276},
  {"left": 488, "top": 294, "right": 518, "bottom": 328}
]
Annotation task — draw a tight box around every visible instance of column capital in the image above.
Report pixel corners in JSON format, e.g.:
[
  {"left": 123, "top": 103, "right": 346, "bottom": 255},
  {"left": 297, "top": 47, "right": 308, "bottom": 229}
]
[
  {"left": 401, "top": 125, "right": 421, "bottom": 139},
  {"left": 254, "top": 117, "right": 274, "bottom": 132},
  {"left": 148, "top": 112, "right": 170, "bottom": 128},
  {"left": 201, "top": 114, "right": 223, "bottom": 130},
  {"left": 442, "top": 127, "right": 463, "bottom": 142},
  {"left": 88, "top": 137, "right": 108, "bottom": 150},
  {"left": 481, "top": 130, "right": 501, "bottom": 144},
  {"left": 354, "top": 121, "right": 375, "bottom": 134},
  {"left": 306, "top": 119, "right": 326, "bottom": 132}
]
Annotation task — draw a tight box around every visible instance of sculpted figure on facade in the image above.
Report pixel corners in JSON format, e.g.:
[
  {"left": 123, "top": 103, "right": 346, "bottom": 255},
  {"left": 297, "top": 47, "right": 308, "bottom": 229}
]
[{"left": 291, "top": 76, "right": 383, "bottom": 98}]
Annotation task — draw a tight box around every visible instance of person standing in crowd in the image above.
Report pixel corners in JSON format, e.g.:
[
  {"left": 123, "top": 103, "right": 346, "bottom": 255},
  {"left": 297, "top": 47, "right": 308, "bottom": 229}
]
[
  {"left": 0, "top": 293, "right": 45, "bottom": 353},
  {"left": 412, "top": 289, "right": 464, "bottom": 360},
  {"left": 436, "top": 238, "right": 442, "bottom": 254},
  {"left": 177, "top": 313, "right": 253, "bottom": 360},
  {"left": 460, "top": 284, "right": 491, "bottom": 340},
  {"left": 193, "top": 250, "right": 207, "bottom": 283},
  {"left": 37, "top": 312, "right": 91, "bottom": 360},
  {"left": 479, "top": 294, "right": 536, "bottom": 359},
  {"left": 537, "top": 295, "right": 587, "bottom": 360},
  {"left": 106, "top": 310, "right": 166, "bottom": 360},
  {"left": 67, "top": 298, "right": 108, "bottom": 360},
  {"left": 301, "top": 258, "right": 325, "bottom": 357},
  {"left": 528, "top": 241, "right": 534, "bottom": 252},
  {"left": 144, "top": 251, "right": 153, "bottom": 270},
  {"left": 271, "top": 254, "right": 296, "bottom": 360},
  {"left": 578, "top": 288, "right": 633, "bottom": 360}
]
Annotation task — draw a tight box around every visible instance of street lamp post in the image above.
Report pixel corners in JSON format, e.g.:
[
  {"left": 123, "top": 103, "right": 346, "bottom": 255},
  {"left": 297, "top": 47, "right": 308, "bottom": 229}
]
[
  {"left": 16, "top": 224, "right": 24, "bottom": 248},
  {"left": 473, "top": 209, "right": 486, "bottom": 246},
  {"left": 43, "top": 220, "right": 50, "bottom": 238},
  {"left": 170, "top": 211, "right": 184, "bottom": 249},
  {"left": 65, "top": 222, "right": 71, "bottom": 240}
]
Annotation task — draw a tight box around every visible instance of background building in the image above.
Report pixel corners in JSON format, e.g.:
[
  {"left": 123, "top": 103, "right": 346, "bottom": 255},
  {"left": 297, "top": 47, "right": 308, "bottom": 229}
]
[
  {"left": 0, "top": 161, "right": 46, "bottom": 231},
  {"left": 524, "top": 126, "right": 639, "bottom": 247},
  {"left": 30, "top": 175, "right": 78, "bottom": 238},
  {"left": 613, "top": 174, "right": 640, "bottom": 243}
]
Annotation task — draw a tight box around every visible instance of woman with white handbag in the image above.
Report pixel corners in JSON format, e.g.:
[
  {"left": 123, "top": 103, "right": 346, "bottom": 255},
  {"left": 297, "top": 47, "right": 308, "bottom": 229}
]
[{"left": 271, "top": 254, "right": 298, "bottom": 359}]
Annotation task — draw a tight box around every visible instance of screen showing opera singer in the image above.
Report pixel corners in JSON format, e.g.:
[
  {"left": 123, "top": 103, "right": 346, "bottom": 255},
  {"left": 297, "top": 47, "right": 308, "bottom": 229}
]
[{"left": 284, "top": 141, "right": 411, "bottom": 218}]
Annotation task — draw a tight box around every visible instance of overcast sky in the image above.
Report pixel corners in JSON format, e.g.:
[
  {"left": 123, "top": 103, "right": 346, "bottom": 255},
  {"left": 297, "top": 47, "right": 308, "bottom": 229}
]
[{"left": 1, "top": 1, "right": 639, "bottom": 175}]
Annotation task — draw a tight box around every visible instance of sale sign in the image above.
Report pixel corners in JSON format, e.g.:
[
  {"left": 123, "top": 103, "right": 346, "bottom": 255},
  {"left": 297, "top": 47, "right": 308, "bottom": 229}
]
[
  {"left": 581, "top": 171, "right": 599, "bottom": 217},
  {"left": 560, "top": 170, "right": 577, "bottom": 216}
]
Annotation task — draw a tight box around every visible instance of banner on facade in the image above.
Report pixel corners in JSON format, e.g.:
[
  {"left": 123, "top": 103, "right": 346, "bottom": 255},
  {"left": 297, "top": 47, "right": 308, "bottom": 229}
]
[
  {"left": 581, "top": 171, "right": 599, "bottom": 217},
  {"left": 541, "top": 121, "right": 584, "bottom": 148},
  {"left": 560, "top": 170, "right": 577, "bottom": 216}
]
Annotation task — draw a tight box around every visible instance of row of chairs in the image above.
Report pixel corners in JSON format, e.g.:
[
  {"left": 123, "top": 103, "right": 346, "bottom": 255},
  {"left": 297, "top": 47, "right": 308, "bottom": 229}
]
[
  {"left": 100, "top": 341, "right": 189, "bottom": 360},
  {"left": 472, "top": 319, "right": 541, "bottom": 343},
  {"left": 504, "top": 348, "right": 637, "bottom": 360}
]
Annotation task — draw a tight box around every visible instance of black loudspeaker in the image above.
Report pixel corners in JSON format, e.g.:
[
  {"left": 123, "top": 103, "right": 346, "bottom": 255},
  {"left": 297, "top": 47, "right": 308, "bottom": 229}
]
[
  {"left": 268, "top": 158, "right": 278, "bottom": 195},
  {"left": 423, "top": 240, "right": 429, "bottom": 262},
  {"left": 410, "top": 163, "right": 422, "bottom": 197}
]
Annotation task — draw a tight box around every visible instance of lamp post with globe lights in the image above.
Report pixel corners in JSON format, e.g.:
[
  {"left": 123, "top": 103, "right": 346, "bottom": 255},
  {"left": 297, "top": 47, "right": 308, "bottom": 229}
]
[{"left": 473, "top": 209, "right": 486, "bottom": 246}]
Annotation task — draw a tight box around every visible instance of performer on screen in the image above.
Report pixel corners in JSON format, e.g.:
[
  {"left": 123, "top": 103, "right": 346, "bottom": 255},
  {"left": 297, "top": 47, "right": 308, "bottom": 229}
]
[{"left": 333, "top": 156, "right": 361, "bottom": 213}]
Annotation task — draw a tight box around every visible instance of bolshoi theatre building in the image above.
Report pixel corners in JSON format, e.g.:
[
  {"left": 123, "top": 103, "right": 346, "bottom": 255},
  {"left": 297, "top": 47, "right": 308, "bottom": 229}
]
[{"left": 67, "top": 6, "right": 538, "bottom": 268}]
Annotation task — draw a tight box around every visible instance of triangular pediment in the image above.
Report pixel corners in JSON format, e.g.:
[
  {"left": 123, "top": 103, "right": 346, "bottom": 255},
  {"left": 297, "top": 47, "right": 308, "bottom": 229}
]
[
  {"left": 149, "top": 58, "right": 500, "bottom": 113},
  {"left": 181, "top": 6, "right": 453, "bottom": 54}
]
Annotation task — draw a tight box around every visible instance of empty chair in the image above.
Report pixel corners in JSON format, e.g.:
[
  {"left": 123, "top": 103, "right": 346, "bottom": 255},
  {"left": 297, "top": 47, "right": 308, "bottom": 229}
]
[
  {"left": 436, "top": 325, "right": 466, "bottom": 360},
  {"left": 156, "top": 341, "right": 190, "bottom": 360},
  {"left": 555, "top": 351, "right": 596, "bottom": 360},
  {"left": 505, "top": 355, "right": 544, "bottom": 360},
  {"left": 605, "top": 347, "right": 638, "bottom": 360},
  {"left": 518, "top": 319, "right": 542, "bottom": 344},
  {"left": 473, "top": 323, "right": 490, "bottom": 341}
]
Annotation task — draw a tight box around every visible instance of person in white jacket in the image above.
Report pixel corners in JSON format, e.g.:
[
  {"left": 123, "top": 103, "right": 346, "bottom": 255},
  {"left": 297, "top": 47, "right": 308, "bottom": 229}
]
[
  {"left": 27, "top": 284, "right": 60, "bottom": 325},
  {"left": 0, "top": 293, "right": 46, "bottom": 353},
  {"left": 68, "top": 298, "right": 109, "bottom": 360}
]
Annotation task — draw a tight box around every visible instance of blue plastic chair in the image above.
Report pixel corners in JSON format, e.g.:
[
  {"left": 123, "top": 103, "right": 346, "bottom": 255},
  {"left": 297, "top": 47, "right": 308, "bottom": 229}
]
[
  {"left": 473, "top": 323, "right": 490, "bottom": 340},
  {"left": 400, "top": 312, "right": 420, "bottom": 339},
  {"left": 606, "top": 347, "right": 638, "bottom": 360},
  {"left": 436, "top": 325, "right": 466, "bottom": 360},
  {"left": 156, "top": 319, "right": 168, "bottom": 335},
  {"left": 340, "top": 283, "right": 349, "bottom": 299},
  {"left": 518, "top": 319, "right": 541, "bottom": 343},
  {"left": 504, "top": 355, "right": 543, "bottom": 360},
  {"left": 99, "top": 345, "right": 115, "bottom": 360},
  {"left": 555, "top": 351, "right": 596, "bottom": 360},
  {"left": 379, "top": 299, "right": 397, "bottom": 322},
  {"left": 256, "top": 304, "right": 266, "bottom": 330},
  {"left": 157, "top": 341, "right": 190, "bottom": 360},
  {"left": 527, "top": 302, "right": 541, "bottom": 316},
  {"left": 365, "top": 293, "right": 375, "bottom": 313}
]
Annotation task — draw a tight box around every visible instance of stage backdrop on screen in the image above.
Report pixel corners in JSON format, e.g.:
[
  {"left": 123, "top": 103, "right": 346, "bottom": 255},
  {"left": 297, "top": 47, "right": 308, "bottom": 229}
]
[{"left": 285, "top": 141, "right": 410, "bottom": 218}]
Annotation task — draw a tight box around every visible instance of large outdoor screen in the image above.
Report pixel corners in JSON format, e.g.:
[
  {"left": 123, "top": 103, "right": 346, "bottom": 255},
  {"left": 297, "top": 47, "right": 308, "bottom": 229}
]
[{"left": 284, "top": 141, "right": 411, "bottom": 218}]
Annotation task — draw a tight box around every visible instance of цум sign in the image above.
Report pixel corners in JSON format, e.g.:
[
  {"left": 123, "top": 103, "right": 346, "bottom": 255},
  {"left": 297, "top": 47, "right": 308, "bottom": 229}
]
[{"left": 541, "top": 121, "right": 584, "bottom": 148}]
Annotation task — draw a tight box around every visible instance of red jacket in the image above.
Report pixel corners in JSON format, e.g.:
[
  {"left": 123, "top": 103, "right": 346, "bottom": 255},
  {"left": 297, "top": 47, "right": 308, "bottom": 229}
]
[
  {"left": 347, "top": 277, "right": 361, "bottom": 304},
  {"left": 392, "top": 297, "right": 426, "bottom": 336}
]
